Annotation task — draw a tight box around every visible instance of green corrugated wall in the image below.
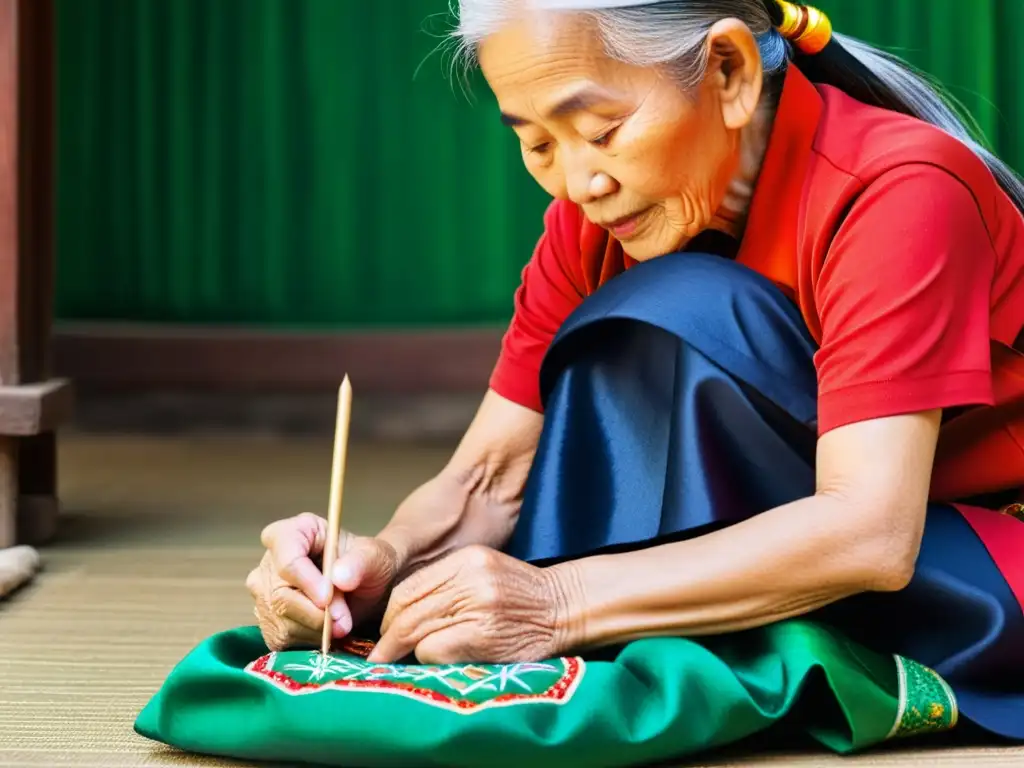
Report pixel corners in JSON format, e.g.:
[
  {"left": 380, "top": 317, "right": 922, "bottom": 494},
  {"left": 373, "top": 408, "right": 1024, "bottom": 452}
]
[{"left": 54, "top": 0, "right": 1024, "bottom": 328}]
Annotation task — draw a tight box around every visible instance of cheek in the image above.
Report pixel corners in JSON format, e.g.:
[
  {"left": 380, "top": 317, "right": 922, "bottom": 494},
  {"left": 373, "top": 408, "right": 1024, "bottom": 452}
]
[
  {"left": 667, "top": 124, "right": 728, "bottom": 191},
  {"left": 615, "top": 116, "right": 714, "bottom": 198}
]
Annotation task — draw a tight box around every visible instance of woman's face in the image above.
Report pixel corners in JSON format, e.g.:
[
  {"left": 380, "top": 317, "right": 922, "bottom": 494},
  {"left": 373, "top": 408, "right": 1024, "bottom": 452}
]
[{"left": 477, "top": 14, "right": 764, "bottom": 261}]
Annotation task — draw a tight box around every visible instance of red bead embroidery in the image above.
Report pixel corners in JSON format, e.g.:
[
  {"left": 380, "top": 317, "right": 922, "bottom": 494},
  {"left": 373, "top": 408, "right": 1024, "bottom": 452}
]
[{"left": 337, "top": 637, "right": 376, "bottom": 658}]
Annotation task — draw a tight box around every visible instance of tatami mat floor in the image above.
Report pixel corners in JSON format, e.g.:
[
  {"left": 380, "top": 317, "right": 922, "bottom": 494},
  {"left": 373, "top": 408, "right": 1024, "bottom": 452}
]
[{"left": 1, "top": 434, "right": 1021, "bottom": 767}]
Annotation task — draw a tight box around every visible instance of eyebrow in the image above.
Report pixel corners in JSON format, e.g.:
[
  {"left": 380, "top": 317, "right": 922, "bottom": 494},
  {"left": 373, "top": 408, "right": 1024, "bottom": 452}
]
[{"left": 499, "top": 87, "right": 613, "bottom": 127}]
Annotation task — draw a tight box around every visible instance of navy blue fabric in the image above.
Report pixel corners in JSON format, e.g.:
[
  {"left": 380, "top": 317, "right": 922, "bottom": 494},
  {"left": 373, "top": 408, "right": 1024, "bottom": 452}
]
[
  {"left": 822, "top": 505, "right": 1024, "bottom": 739},
  {"left": 503, "top": 251, "right": 1024, "bottom": 741}
]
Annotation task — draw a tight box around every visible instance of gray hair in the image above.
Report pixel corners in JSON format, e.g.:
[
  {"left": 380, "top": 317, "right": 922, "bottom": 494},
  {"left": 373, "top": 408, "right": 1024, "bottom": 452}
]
[{"left": 448, "top": 0, "right": 1024, "bottom": 212}]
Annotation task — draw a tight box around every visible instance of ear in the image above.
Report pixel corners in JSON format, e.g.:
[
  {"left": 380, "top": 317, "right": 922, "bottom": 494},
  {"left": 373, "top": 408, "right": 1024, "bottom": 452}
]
[{"left": 704, "top": 18, "right": 764, "bottom": 130}]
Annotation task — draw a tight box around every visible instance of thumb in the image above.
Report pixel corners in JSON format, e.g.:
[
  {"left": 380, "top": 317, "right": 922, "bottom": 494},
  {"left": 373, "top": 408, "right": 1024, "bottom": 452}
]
[
  {"left": 331, "top": 538, "right": 388, "bottom": 592},
  {"left": 331, "top": 547, "right": 364, "bottom": 592}
]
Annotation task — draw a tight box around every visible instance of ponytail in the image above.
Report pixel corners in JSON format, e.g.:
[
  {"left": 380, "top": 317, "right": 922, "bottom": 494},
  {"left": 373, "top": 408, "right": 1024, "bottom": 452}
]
[{"left": 769, "top": 0, "right": 1024, "bottom": 212}]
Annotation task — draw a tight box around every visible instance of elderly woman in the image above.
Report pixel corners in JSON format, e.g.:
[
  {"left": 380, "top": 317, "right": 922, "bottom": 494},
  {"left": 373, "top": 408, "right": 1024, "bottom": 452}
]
[{"left": 248, "top": 0, "right": 1024, "bottom": 736}]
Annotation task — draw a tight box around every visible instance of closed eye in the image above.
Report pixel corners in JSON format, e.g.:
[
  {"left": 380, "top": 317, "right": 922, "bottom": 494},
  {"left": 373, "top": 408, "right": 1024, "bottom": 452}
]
[{"left": 591, "top": 126, "right": 619, "bottom": 147}]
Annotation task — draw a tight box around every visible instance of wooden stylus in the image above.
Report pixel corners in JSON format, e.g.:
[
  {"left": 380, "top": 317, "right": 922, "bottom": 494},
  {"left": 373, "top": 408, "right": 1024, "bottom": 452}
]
[{"left": 321, "top": 376, "right": 353, "bottom": 655}]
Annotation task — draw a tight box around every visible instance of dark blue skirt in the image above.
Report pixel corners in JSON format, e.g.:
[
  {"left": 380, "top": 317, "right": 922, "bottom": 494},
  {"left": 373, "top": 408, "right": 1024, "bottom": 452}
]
[{"left": 503, "top": 251, "right": 1024, "bottom": 742}]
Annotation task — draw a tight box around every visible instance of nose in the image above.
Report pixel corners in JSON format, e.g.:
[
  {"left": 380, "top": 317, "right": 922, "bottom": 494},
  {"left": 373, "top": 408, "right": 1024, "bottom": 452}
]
[{"left": 564, "top": 151, "right": 618, "bottom": 204}]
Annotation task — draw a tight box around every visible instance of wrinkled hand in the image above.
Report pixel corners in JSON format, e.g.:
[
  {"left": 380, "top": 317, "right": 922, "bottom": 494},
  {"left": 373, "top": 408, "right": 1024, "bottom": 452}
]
[
  {"left": 367, "top": 545, "right": 569, "bottom": 665},
  {"left": 246, "top": 513, "right": 399, "bottom": 651}
]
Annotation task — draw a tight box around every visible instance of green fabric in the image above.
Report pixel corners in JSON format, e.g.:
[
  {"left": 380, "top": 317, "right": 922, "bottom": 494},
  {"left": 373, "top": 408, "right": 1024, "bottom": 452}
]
[
  {"left": 55, "top": 1, "right": 1024, "bottom": 328},
  {"left": 134, "top": 621, "right": 958, "bottom": 767}
]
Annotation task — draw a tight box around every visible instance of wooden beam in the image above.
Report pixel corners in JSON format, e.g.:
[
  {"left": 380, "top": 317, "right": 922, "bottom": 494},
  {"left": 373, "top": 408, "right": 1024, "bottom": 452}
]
[
  {"left": 0, "top": 378, "right": 73, "bottom": 435},
  {"left": 53, "top": 324, "right": 505, "bottom": 394}
]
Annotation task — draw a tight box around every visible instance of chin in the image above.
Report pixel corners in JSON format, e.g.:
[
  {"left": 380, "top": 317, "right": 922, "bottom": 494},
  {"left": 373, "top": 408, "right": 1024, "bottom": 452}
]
[{"left": 621, "top": 234, "right": 690, "bottom": 262}]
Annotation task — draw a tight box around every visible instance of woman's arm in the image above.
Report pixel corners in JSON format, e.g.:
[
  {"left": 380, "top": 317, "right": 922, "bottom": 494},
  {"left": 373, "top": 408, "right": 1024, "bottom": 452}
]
[
  {"left": 376, "top": 389, "right": 543, "bottom": 579},
  {"left": 549, "top": 409, "right": 941, "bottom": 649}
]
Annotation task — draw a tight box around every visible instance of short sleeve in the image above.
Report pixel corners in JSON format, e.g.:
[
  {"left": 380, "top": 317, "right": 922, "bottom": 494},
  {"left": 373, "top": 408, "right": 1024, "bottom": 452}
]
[
  {"left": 489, "top": 201, "right": 587, "bottom": 412},
  {"left": 814, "top": 164, "right": 996, "bottom": 435}
]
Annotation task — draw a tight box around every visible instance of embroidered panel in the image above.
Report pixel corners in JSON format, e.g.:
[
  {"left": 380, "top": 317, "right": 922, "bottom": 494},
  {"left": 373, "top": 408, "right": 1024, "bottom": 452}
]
[
  {"left": 887, "top": 655, "right": 958, "bottom": 739},
  {"left": 245, "top": 643, "right": 585, "bottom": 714}
]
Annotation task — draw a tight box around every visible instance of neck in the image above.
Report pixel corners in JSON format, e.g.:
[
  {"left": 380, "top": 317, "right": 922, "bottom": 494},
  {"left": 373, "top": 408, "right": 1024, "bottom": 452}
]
[{"left": 710, "top": 100, "right": 777, "bottom": 238}]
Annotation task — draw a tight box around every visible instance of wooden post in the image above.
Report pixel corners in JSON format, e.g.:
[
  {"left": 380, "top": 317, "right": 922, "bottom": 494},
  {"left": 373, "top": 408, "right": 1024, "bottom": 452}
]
[
  {"left": 0, "top": 0, "right": 72, "bottom": 548},
  {"left": 0, "top": 438, "right": 14, "bottom": 547}
]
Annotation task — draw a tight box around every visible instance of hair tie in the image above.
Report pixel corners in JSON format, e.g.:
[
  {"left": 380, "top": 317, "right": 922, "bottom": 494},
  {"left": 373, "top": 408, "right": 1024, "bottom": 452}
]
[{"left": 774, "top": 1, "right": 832, "bottom": 55}]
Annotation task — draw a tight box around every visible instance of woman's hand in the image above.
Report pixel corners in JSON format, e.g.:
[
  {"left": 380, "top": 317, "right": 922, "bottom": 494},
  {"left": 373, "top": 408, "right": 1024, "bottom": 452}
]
[
  {"left": 246, "top": 513, "right": 399, "bottom": 651},
  {"left": 367, "top": 545, "right": 571, "bottom": 665}
]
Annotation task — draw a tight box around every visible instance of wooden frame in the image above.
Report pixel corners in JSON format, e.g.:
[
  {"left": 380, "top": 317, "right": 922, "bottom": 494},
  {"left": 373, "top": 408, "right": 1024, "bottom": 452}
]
[
  {"left": 0, "top": 0, "right": 72, "bottom": 547},
  {"left": 53, "top": 324, "right": 504, "bottom": 394}
]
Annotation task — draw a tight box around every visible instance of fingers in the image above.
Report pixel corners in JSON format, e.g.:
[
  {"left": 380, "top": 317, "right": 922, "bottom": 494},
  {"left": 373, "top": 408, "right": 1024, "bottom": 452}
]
[
  {"left": 379, "top": 547, "right": 475, "bottom": 634},
  {"left": 369, "top": 565, "right": 459, "bottom": 663},
  {"left": 414, "top": 624, "right": 478, "bottom": 665},
  {"left": 258, "top": 614, "right": 321, "bottom": 652},
  {"left": 270, "top": 580, "right": 327, "bottom": 630},
  {"left": 262, "top": 513, "right": 332, "bottom": 607},
  {"left": 260, "top": 512, "right": 326, "bottom": 554},
  {"left": 253, "top": 517, "right": 399, "bottom": 651},
  {"left": 253, "top": 584, "right": 353, "bottom": 650},
  {"left": 328, "top": 594, "right": 353, "bottom": 636},
  {"left": 370, "top": 582, "right": 475, "bottom": 663},
  {"left": 248, "top": 546, "right": 350, "bottom": 651},
  {"left": 367, "top": 611, "right": 441, "bottom": 663},
  {"left": 378, "top": 564, "right": 432, "bottom": 635}
]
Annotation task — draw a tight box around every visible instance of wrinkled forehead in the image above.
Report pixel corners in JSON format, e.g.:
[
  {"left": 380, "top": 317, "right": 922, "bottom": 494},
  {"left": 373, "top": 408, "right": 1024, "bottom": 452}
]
[
  {"left": 475, "top": 11, "right": 617, "bottom": 84},
  {"left": 460, "top": 0, "right": 671, "bottom": 38},
  {"left": 528, "top": 0, "right": 659, "bottom": 7}
]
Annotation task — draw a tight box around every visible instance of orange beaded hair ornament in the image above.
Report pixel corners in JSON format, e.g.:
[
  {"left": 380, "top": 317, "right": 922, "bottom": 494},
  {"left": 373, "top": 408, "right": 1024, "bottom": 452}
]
[{"left": 772, "top": 0, "right": 833, "bottom": 55}]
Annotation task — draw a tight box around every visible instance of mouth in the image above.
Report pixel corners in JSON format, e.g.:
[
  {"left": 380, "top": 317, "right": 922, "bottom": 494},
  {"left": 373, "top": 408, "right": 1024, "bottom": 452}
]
[{"left": 599, "top": 207, "right": 653, "bottom": 239}]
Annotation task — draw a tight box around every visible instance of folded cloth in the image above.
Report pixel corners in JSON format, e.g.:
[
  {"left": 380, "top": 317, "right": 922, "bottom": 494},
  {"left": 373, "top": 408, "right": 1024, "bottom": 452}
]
[{"left": 134, "top": 620, "right": 957, "bottom": 768}]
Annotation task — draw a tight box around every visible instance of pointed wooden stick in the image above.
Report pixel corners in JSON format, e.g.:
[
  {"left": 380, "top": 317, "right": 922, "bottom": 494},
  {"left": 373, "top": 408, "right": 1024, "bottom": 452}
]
[{"left": 321, "top": 376, "right": 352, "bottom": 655}]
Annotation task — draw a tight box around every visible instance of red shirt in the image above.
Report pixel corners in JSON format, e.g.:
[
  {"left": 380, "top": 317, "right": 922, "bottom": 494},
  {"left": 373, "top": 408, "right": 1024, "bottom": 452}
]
[{"left": 490, "top": 65, "right": 1024, "bottom": 500}]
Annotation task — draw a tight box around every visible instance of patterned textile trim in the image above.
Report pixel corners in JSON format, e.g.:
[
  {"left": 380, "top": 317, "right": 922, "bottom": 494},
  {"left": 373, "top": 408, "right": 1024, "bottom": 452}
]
[
  {"left": 244, "top": 650, "right": 586, "bottom": 714},
  {"left": 886, "top": 655, "right": 959, "bottom": 740},
  {"left": 1001, "top": 503, "right": 1024, "bottom": 521},
  {"left": 337, "top": 637, "right": 376, "bottom": 659}
]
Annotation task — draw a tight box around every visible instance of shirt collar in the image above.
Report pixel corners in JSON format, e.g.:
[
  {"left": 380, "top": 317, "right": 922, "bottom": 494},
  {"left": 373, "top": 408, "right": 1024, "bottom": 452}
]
[{"left": 735, "top": 64, "right": 824, "bottom": 298}]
